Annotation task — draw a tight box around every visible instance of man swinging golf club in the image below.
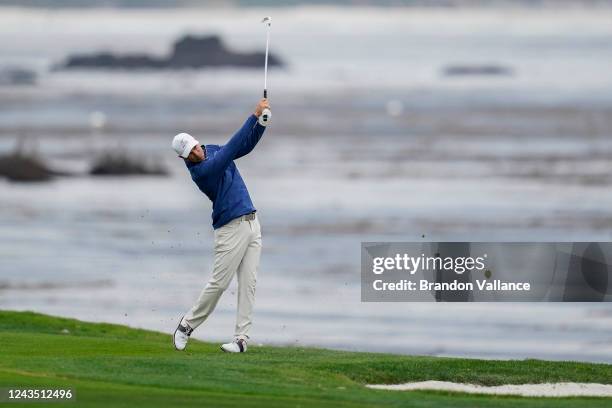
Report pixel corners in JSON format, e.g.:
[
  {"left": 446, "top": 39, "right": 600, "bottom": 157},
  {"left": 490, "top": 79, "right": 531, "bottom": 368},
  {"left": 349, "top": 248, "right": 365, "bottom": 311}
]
[
  {"left": 171, "top": 16, "right": 273, "bottom": 354},
  {"left": 171, "top": 98, "right": 270, "bottom": 353}
]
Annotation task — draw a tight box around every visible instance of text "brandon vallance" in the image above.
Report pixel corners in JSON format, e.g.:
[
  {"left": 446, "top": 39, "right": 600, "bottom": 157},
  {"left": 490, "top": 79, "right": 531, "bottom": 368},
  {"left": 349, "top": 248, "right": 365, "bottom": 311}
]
[{"left": 372, "top": 254, "right": 487, "bottom": 275}]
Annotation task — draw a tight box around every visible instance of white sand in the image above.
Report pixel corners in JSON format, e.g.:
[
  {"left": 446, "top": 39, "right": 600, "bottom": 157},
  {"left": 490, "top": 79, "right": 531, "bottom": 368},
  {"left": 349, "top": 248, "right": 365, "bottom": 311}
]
[{"left": 366, "top": 381, "right": 612, "bottom": 397}]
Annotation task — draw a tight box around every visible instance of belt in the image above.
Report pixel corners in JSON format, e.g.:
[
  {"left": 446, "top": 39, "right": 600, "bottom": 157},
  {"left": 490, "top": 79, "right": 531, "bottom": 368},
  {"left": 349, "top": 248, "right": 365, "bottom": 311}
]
[{"left": 240, "top": 212, "right": 256, "bottom": 222}]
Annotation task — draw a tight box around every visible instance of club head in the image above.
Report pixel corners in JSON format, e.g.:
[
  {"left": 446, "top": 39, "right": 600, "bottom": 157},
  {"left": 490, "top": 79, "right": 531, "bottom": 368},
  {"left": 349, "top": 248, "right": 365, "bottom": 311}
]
[{"left": 261, "top": 16, "right": 271, "bottom": 26}]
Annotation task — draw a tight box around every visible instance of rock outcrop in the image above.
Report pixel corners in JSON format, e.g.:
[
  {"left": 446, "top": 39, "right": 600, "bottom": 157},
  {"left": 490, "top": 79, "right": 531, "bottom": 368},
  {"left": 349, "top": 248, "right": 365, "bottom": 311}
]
[
  {"left": 62, "top": 35, "right": 283, "bottom": 70},
  {"left": 90, "top": 152, "right": 168, "bottom": 176},
  {"left": 0, "top": 153, "right": 57, "bottom": 182}
]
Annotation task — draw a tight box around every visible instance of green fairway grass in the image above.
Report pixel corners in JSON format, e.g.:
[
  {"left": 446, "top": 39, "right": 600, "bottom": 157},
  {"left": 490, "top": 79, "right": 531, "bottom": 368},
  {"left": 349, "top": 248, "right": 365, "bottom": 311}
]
[{"left": 0, "top": 310, "right": 610, "bottom": 407}]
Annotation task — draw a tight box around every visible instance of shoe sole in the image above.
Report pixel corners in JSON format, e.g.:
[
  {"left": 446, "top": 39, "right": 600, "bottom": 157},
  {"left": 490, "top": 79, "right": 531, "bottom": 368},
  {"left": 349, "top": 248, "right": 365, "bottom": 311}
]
[
  {"left": 220, "top": 343, "right": 246, "bottom": 353},
  {"left": 173, "top": 315, "right": 187, "bottom": 351}
]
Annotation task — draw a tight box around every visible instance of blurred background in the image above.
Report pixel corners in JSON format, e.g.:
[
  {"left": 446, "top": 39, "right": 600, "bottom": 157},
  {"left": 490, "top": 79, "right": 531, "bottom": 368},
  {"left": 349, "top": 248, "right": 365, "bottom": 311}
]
[{"left": 1, "top": 0, "right": 611, "bottom": 363}]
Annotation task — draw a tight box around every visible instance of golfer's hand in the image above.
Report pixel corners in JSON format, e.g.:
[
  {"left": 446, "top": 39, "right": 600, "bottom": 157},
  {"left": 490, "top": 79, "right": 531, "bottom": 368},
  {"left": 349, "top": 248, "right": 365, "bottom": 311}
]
[{"left": 254, "top": 98, "right": 270, "bottom": 117}]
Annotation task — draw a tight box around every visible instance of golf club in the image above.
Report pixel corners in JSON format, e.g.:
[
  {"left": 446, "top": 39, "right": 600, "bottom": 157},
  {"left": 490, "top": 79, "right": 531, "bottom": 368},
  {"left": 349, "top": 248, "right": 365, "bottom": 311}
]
[{"left": 259, "top": 16, "right": 272, "bottom": 126}]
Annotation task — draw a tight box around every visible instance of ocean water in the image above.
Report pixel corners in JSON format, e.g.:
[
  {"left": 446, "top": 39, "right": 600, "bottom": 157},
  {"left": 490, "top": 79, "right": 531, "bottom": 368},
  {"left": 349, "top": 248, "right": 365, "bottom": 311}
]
[{"left": 0, "top": 5, "right": 611, "bottom": 363}]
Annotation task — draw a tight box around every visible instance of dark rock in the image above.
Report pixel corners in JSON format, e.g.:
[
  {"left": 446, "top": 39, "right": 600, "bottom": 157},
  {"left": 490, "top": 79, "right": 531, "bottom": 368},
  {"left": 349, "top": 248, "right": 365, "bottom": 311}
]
[
  {"left": 62, "top": 35, "right": 284, "bottom": 70},
  {"left": 90, "top": 152, "right": 168, "bottom": 176},
  {"left": 64, "top": 53, "right": 165, "bottom": 69},
  {"left": 443, "top": 64, "right": 513, "bottom": 77},
  {"left": 0, "top": 153, "right": 56, "bottom": 182}
]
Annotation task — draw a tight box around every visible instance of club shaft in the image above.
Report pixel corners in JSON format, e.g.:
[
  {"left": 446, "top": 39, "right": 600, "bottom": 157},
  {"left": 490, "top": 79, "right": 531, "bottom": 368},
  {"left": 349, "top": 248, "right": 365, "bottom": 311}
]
[{"left": 264, "top": 25, "right": 270, "bottom": 97}]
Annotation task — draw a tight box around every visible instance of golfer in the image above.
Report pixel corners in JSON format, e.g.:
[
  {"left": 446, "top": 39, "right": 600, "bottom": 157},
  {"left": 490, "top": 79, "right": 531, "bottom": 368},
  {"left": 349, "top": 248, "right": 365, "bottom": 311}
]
[{"left": 171, "top": 98, "right": 270, "bottom": 353}]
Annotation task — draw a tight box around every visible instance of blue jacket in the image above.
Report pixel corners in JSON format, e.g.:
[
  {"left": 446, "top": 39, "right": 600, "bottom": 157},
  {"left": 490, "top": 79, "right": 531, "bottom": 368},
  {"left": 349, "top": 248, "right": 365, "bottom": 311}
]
[{"left": 184, "top": 114, "right": 266, "bottom": 229}]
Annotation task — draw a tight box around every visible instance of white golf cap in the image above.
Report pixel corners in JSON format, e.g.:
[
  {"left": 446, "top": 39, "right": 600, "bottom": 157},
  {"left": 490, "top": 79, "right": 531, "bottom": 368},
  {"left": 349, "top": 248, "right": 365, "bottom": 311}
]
[{"left": 172, "top": 132, "right": 200, "bottom": 158}]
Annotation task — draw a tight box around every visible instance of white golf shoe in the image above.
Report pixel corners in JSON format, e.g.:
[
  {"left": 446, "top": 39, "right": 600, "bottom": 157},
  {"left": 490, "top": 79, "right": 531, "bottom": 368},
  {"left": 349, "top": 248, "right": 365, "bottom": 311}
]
[
  {"left": 173, "top": 318, "right": 193, "bottom": 351},
  {"left": 220, "top": 338, "right": 248, "bottom": 353}
]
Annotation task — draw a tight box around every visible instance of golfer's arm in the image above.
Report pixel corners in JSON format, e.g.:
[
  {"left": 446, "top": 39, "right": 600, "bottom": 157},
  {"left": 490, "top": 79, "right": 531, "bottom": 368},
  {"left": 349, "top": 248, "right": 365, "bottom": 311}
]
[
  {"left": 189, "top": 115, "right": 261, "bottom": 179},
  {"left": 233, "top": 115, "right": 266, "bottom": 159}
]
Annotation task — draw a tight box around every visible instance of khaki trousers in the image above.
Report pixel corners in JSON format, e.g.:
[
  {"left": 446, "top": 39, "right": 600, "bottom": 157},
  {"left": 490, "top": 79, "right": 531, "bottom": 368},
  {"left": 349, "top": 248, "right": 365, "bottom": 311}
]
[{"left": 184, "top": 214, "right": 261, "bottom": 341}]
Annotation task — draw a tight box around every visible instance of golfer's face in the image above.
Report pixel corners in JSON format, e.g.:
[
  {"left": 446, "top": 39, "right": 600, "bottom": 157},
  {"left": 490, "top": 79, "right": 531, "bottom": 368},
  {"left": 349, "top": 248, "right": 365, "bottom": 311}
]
[{"left": 187, "top": 144, "right": 205, "bottom": 163}]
